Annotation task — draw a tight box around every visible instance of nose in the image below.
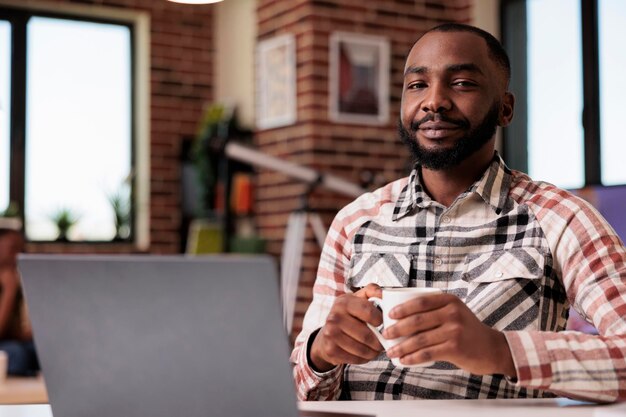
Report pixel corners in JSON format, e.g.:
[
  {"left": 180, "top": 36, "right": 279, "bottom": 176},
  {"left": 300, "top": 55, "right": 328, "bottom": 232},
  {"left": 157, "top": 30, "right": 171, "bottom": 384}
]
[{"left": 421, "top": 82, "right": 452, "bottom": 113}]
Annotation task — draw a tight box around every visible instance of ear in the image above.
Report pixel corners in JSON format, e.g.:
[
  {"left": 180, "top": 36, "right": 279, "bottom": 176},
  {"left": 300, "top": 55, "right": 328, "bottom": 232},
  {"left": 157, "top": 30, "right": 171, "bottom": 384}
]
[{"left": 498, "top": 92, "right": 515, "bottom": 127}]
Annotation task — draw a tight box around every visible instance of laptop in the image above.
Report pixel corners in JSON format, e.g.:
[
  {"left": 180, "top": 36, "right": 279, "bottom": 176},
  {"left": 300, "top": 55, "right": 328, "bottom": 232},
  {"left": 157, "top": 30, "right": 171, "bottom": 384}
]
[{"left": 18, "top": 254, "right": 302, "bottom": 417}]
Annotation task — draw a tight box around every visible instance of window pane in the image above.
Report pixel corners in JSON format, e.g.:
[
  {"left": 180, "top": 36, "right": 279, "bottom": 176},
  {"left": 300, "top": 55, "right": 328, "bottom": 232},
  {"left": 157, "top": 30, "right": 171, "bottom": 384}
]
[
  {"left": 527, "top": 0, "right": 584, "bottom": 189},
  {"left": 26, "top": 17, "right": 131, "bottom": 241},
  {"left": 599, "top": 0, "right": 626, "bottom": 185},
  {"left": 0, "top": 21, "right": 10, "bottom": 213}
]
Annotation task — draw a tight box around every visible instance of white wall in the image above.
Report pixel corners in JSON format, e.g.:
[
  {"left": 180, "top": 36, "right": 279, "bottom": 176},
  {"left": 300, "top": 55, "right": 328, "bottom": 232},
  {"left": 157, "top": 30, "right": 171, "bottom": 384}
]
[
  {"left": 472, "top": 0, "right": 504, "bottom": 153},
  {"left": 472, "top": 0, "right": 501, "bottom": 38},
  {"left": 214, "top": 0, "right": 256, "bottom": 129}
]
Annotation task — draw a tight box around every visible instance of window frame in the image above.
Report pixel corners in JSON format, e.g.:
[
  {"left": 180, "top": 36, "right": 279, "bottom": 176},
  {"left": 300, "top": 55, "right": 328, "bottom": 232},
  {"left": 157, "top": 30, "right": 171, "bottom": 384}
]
[
  {"left": 0, "top": 1, "right": 149, "bottom": 249},
  {"left": 501, "top": 0, "right": 605, "bottom": 186}
]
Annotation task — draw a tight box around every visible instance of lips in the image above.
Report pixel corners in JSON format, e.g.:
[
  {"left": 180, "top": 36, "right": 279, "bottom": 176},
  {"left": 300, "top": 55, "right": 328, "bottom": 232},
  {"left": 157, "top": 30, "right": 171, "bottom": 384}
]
[
  {"left": 419, "top": 121, "right": 460, "bottom": 130},
  {"left": 418, "top": 121, "right": 461, "bottom": 140}
]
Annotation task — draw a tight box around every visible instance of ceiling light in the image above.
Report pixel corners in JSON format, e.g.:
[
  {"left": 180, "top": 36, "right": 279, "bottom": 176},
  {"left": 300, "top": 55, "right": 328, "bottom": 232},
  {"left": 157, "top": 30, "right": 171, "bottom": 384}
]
[{"left": 167, "top": 0, "right": 224, "bottom": 4}]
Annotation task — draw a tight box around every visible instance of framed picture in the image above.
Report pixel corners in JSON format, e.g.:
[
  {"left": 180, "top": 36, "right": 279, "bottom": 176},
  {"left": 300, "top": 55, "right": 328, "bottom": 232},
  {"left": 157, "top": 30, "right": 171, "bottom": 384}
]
[
  {"left": 256, "top": 33, "right": 297, "bottom": 130},
  {"left": 329, "top": 32, "right": 390, "bottom": 125}
]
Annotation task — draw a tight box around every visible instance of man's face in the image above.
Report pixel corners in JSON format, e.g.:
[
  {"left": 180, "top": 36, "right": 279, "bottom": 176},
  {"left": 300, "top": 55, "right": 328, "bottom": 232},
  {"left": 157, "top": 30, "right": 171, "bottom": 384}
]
[{"left": 399, "top": 31, "right": 513, "bottom": 170}]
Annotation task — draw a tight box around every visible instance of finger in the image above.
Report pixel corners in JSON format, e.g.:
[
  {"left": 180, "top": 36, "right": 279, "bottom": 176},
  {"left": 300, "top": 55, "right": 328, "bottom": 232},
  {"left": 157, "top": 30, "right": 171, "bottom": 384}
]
[
  {"left": 386, "top": 325, "right": 449, "bottom": 360},
  {"left": 336, "top": 332, "right": 382, "bottom": 362},
  {"left": 389, "top": 293, "right": 458, "bottom": 319},
  {"left": 321, "top": 325, "right": 382, "bottom": 363},
  {"left": 345, "top": 322, "right": 384, "bottom": 352},
  {"left": 386, "top": 296, "right": 472, "bottom": 338},
  {"left": 345, "top": 297, "right": 383, "bottom": 327},
  {"left": 354, "top": 283, "right": 382, "bottom": 300},
  {"left": 396, "top": 340, "right": 450, "bottom": 367},
  {"left": 383, "top": 308, "right": 443, "bottom": 339},
  {"left": 321, "top": 340, "right": 374, "bottom": 366},
  {"left": 339, "top": 314, "right": 385, "bottom": 351}
]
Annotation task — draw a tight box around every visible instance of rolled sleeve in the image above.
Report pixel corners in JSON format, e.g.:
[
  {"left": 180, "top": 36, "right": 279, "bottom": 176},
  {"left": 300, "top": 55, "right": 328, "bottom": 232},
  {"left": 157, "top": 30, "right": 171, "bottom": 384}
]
[{"left": 291, "top": 329, "right": 344, "bottom": 400}]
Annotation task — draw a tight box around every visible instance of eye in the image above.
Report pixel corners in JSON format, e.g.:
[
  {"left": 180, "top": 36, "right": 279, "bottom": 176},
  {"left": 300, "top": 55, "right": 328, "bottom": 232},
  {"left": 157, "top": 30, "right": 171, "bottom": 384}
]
[
  {"left": 452, "top": 80, "right": 478, "bottom": 88},
  {"left": 407, "top": 81, "right": 427, "bottom": 90}
]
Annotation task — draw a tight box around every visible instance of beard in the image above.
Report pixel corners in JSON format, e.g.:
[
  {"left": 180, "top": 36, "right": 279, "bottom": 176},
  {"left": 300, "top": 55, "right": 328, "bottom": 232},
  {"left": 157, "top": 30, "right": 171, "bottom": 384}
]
[{"left": 398, "top": 102, "right": 500, "bottom": 170}]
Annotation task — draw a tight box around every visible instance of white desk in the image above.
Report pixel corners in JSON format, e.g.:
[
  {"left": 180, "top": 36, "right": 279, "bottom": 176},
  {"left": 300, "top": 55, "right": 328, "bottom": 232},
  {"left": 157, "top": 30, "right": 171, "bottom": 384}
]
[
  {"left": 1, "top": 399, "right": 626, "bottom": 417},
  {"left": 0, "top": 404, "right": 50, "bottom": 417},
  {"left": 298, "top": 398, "right": 626, "bottom": 417}
]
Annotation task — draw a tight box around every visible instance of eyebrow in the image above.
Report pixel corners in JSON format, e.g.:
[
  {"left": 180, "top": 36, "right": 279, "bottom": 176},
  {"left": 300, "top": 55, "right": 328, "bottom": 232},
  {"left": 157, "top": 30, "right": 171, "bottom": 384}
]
[{"left": 404, "top": 63, "right": 484, "bottom": 78}]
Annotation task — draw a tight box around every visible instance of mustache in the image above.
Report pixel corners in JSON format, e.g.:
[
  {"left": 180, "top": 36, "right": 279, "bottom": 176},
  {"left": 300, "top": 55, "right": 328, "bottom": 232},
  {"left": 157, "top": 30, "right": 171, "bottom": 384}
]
[{"left": 410, "top": 113, "right": 470, "bottom": 131}]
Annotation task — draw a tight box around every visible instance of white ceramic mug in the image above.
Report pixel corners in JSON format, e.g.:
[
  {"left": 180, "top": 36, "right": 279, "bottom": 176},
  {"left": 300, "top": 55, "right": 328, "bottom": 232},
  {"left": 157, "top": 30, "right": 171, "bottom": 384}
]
[{"left": 367, "top": 287, "right": 442, "bottom": 368}]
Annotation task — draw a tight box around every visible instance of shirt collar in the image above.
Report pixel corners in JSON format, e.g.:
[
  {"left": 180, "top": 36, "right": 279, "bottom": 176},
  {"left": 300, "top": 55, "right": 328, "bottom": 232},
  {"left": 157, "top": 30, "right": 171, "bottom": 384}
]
[{"left": 392, "top": 152, "right": 512, "bottom": 221}]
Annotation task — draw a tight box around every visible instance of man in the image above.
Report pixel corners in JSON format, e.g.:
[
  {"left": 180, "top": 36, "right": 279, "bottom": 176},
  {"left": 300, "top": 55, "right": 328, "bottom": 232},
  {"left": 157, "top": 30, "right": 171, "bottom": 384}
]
[{"left": 291, "top": 23, "right": 626, "bottom": 402}]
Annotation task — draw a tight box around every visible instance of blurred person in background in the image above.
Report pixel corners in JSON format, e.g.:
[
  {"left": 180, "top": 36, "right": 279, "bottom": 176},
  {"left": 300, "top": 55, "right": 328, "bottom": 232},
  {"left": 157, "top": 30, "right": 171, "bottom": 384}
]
[{"left": 0, "top": 220, "right": 39, "bottom": 376}]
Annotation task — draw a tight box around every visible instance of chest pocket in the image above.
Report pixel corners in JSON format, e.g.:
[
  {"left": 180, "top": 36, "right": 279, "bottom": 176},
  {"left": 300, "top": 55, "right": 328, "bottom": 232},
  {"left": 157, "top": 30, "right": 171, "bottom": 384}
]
[
  {"left": 347, "top": 253, "right": 411, "bottom": 288},
  {"left": 462, "top": 247, "right": 546, "bottom": 283},
  {"left": 461, "top": 247, "right": 548, "bottom": 329}
]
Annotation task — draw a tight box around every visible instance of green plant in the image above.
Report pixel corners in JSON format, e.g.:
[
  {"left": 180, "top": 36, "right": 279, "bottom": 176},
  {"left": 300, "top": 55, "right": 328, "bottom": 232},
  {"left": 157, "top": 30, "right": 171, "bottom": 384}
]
[
  {"left": 0, "top": 201, "right": 20, "bottom": 218},
  {"left": 192, "top": 103, "right": 234, "bottom": 215},
  {"left": 50, "top": 208, "right": 79, "bottom": 241},
  {"left": 108, "top": 191, "right": 130, "bottom": 240},
  {"left": 0, "top": 201, "right": 22, "bottom": 230}
]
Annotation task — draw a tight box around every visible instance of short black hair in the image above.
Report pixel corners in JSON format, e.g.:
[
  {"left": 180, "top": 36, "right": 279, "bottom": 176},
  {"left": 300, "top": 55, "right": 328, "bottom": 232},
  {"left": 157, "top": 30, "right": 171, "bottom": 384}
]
[{"left": 421, "top": 23, "right": 511, "bottom": 84}]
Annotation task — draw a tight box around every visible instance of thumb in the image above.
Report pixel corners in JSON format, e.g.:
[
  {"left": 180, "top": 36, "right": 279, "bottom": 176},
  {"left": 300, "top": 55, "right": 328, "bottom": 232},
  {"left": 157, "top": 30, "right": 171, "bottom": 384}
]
[{"left": 354, "top": 283, "right": 382, "bottom": 300}]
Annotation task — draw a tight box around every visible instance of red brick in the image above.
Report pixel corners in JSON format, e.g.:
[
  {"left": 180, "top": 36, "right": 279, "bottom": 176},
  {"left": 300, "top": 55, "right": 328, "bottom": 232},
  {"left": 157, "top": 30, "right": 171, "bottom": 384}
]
[{"left": 256, "top": 0, "right": 471, "bottom": 335}]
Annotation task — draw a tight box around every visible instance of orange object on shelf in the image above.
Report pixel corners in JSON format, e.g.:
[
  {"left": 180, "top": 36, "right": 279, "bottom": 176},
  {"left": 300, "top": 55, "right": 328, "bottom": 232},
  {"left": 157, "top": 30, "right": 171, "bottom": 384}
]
[{"left": 230, "top": 173, "right": 253, "bottom": 215}]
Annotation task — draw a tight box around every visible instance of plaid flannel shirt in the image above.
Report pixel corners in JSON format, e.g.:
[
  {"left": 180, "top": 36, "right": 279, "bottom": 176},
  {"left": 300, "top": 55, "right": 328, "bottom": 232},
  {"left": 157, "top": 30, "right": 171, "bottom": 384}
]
[{"left": 291, "top": 153, "right": 626, "bottom": 402}]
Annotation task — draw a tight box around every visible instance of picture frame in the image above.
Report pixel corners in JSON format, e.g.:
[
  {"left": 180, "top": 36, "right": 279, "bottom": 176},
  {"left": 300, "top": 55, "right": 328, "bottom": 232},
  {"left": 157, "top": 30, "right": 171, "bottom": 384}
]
[
  {"left": 256, "top": 33, "right": 297, "bottom": 130},
  {"left": 329, "top": 32, "right": 390, "bottom": 125}
]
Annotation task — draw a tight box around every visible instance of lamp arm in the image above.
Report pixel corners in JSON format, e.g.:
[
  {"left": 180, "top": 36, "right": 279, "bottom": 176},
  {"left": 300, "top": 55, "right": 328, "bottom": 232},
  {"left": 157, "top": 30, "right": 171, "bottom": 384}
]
[{"left": 224, "top": 142, "right": 365, "bottom": 198}]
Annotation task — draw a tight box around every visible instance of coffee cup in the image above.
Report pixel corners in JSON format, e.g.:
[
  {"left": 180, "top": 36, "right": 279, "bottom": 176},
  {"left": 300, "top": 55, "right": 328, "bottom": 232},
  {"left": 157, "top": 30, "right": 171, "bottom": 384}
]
[{"left": 367, "top": 287, "right": 442, "bottom": 368}]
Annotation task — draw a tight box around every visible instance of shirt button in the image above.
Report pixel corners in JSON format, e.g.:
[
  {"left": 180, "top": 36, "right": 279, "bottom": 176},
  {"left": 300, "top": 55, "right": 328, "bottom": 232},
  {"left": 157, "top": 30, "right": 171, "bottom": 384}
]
[
  {"left": 442, "top": 216, "right": 451, "bottom": 223},
  {"left": 434, "top": 258, "right": 443, "bottom": 266},
  {"left": 495, "top": 271, "right": 503, "bottom": 278}
]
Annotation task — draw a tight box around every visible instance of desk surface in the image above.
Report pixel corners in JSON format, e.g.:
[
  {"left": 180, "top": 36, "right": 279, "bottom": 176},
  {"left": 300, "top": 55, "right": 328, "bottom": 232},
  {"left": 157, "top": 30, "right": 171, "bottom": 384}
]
[
  {"left": 0, "top": 377, "right": 48, "bottom": 405},
  {"left": 298, "top": 398, "right": 626, "bottom": 417},
  {"left": 0, "top": 399, "right": 625, "bottom": 417}
]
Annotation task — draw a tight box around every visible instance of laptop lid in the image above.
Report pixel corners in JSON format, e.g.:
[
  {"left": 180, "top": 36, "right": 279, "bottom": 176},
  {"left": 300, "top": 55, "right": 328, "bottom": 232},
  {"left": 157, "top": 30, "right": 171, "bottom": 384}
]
[{"left": 19, "top": 254, "right": 298, "bottom": 417}]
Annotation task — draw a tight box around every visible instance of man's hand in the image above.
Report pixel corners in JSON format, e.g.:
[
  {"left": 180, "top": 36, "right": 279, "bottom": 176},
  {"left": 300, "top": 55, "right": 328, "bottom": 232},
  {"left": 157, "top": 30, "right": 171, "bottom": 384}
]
[
  {"left": 309, "top": 284, "right": 384, "bottom": 372},
  {"left": 383, "top": 293, "right": 516, "bottom": 377}
]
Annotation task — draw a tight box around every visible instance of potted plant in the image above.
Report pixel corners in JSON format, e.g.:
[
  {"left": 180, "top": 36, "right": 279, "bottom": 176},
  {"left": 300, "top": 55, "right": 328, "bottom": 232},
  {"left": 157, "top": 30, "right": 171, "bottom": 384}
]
[
  {"left": 193, "top": 102, "right": 235, "bottom": 216},
  {"left": 50, "top": 208, "right": 79, "bottom": 241},
  {"left": 108, "top": 191, "right": 130, "bottom": 240},
  {"left": 0, "top": 202, "right": 22, "bottom": 230}
]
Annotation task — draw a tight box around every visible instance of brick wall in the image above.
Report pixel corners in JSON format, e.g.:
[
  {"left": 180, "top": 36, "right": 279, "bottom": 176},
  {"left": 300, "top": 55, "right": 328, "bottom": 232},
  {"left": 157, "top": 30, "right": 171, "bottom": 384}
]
[
  {"left": 25, "top": 0, "right": 214, "bottom": 254},
  {"left": 255, "top": 0, "right": 472, "bottom": 338},
  {"left": 21, "top": 0, "right": 474, "bottom": 336}
]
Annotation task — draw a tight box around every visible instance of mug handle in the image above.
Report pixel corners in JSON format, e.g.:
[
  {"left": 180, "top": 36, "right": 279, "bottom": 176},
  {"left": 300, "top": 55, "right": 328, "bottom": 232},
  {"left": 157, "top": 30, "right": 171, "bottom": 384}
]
[{"left": 366, "top": 297, "right": 391, "bottom": 350}]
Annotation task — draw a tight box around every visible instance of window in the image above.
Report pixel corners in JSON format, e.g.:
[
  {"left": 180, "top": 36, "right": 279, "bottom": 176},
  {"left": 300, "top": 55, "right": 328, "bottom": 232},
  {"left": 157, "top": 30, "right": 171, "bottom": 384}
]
[
  {"left": 0, "top": 20, "right": 10, "bottom": 213},
  {"left": 502, "top": 0, "right": 626, "bottom": 188},
  {"left": 598, "top": 0, "right": 626, "bottom": 185},
  {"left": 26, "top": 17, "right": 131, "bottom": 241},
  {"left": 527, "top": 0, "right": 583, "bottom": 189},
  {"left": 1, "top": 5, "right": 148, "bottom": 245}
]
